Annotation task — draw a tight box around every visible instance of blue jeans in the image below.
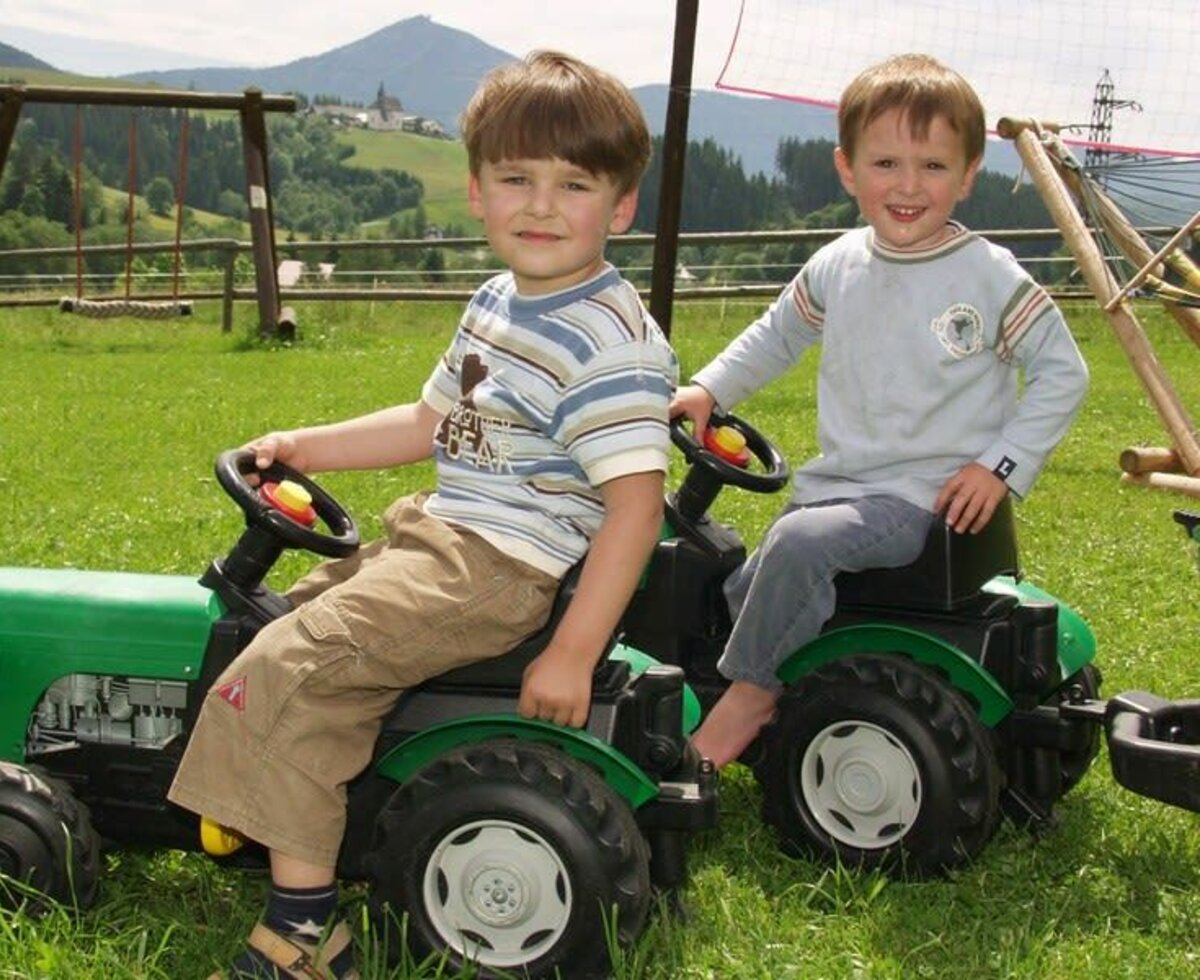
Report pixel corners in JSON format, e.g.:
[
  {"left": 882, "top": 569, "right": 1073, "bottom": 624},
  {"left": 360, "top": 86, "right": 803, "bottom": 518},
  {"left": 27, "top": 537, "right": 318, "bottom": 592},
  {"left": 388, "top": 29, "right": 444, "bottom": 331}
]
[{"left": 719, "top": 495, "right": 934, "bottom": 689}]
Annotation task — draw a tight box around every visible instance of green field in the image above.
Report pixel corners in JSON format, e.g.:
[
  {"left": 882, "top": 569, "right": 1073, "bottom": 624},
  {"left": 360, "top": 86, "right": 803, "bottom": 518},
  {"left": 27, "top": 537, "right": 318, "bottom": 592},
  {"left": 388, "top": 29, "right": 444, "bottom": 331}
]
[
  {"left": 339, "top": 129, "right": 475, "bottom": 232},
  {"left": 0, "top": 298, "right": 1197, "bottom": 978}
]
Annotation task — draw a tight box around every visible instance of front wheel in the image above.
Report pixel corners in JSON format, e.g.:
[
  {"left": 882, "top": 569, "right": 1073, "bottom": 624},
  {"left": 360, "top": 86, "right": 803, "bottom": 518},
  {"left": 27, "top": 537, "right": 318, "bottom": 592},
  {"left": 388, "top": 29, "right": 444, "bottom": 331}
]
[
  {"left": 365, "top": 740, "right": 651, "bottom": 980},
  {"left": 754, "top": 654, "right": 1001, "bottom": 875},
  {"left": 0, "top": 762, "right": 101, "bottom": 911}
]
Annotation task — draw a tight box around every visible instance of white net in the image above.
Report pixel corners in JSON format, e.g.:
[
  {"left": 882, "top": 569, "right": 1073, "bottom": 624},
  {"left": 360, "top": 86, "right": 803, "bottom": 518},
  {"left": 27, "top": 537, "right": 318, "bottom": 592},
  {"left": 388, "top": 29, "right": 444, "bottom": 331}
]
[
  {"left": 717, "top": 0, "right": 1199, "bottom": 291},
  {"left": 717, "top": 0, "right": 1197, "bottom": 159}
]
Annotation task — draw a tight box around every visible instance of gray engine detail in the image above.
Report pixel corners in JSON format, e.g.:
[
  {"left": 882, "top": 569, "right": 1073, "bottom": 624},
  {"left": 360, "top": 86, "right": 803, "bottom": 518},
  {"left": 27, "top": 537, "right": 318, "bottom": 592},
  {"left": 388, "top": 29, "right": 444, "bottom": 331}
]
[{"left": 28, "top": 674, "right": 188, "bottom": 754}]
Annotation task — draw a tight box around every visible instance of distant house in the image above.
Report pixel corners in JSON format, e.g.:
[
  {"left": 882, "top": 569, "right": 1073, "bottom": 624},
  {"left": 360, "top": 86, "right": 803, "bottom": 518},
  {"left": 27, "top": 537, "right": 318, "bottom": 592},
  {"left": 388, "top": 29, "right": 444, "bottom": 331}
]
[
  {"left": 364, "top": 85, "right": 406, "bottom": 131},
  {"left": 309, "top": 103, "right": 364, "bottom": 128},
  {"left": 309, "top": 84, "right": 446, "bottom": 138},
  {"left": 366, "top": 84, "right": 447, "bottom": 137}
]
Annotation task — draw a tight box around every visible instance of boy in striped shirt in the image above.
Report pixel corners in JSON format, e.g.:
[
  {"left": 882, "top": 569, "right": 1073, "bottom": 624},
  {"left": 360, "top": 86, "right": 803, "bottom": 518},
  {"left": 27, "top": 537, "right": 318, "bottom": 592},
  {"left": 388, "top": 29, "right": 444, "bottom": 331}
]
[
  {"left": 671, "top": 54, "right": 1088, "bottom": 768},
  {"left": 170, "top": 50, "right": 676, "bottom": 980}
]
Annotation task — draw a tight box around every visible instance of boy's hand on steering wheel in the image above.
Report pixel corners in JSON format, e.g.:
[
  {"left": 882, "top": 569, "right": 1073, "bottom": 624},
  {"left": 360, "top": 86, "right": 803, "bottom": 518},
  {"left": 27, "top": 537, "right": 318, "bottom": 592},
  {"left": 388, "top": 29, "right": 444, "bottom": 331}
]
[
  {"left": 668, "top": 384, "right": 717, "bottom": 435},
  {"left": 242, "top": 432, "right": 306, "bottom": 477},
  {"left": 935, "top": 462, "right": 1008, "bottom": 534}
]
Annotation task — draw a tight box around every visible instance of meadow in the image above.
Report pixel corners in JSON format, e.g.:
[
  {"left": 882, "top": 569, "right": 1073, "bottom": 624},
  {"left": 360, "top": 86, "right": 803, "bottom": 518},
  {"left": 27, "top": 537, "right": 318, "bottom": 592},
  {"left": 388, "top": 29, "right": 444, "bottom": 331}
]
[{"left": 0, "top": 297, "right": 1197, "bottom": 978}]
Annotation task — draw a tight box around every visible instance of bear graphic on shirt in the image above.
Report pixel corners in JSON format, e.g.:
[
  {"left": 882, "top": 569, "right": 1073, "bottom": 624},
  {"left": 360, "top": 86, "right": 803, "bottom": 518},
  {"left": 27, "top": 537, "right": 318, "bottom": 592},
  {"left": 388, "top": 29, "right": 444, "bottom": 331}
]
[{"left": 436, "top": 353, "right": 515, "bottom": 473}]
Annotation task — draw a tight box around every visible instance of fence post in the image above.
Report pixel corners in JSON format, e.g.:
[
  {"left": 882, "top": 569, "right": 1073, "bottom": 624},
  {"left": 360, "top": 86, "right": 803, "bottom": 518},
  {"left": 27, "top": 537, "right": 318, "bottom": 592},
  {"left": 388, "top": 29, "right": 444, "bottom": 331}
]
[
  {"left": 222, "top": 244, "right": 235, "bottom": 333},
  {"left": 239, "top": 89, "right": 286, "bottom": 340},
  {"left": 0, "top": 89, "right": 26, "bottom": 177}
]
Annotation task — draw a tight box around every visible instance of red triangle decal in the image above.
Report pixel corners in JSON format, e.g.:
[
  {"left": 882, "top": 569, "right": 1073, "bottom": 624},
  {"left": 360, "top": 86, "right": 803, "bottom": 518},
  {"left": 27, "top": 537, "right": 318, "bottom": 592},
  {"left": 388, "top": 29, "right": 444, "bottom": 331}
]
[{"left": 216, "top": 676, "right": 247, "bottom": 712}]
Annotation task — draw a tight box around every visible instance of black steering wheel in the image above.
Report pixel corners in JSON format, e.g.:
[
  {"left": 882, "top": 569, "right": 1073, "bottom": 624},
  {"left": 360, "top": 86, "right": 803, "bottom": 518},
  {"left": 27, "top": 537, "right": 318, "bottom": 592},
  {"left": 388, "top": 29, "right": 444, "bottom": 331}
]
[
  {"left": 215, "top": 449, "right": 360, "bottom": 559},
  {"left": 669, "top": 412, "right": 790, "bottom": 521}
]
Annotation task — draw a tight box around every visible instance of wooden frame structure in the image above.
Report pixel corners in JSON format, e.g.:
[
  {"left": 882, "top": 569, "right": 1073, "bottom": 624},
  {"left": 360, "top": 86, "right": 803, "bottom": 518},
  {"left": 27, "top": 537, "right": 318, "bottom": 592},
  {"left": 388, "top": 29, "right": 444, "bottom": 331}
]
[
  {"left": 998, "top": 117, "right": 1200, "bottom": 498},
  {"left": 0, "top": 83, "right": 298, "bottom": 339}
]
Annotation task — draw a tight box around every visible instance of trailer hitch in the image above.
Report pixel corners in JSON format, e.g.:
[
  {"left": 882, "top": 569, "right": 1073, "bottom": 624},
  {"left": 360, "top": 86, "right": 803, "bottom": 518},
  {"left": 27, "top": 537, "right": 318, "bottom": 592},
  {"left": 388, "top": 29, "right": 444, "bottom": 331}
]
[{"left": 1061, "top": 691, "right": 1200, "bottom": 812}]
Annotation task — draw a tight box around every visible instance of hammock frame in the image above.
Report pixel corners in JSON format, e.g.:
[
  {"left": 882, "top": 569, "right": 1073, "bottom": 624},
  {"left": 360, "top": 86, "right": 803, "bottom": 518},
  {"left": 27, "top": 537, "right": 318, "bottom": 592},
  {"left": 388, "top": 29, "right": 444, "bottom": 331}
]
[{"left": 999, "top": 117, "right": 1200, "bottom": 498}]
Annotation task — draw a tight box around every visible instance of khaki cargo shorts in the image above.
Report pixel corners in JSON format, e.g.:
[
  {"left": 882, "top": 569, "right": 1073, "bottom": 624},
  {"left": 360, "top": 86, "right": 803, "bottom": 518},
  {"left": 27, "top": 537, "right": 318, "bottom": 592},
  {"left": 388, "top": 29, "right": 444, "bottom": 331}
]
[{"left": 168, "top": 493, "right": 559, "bottom": 866}]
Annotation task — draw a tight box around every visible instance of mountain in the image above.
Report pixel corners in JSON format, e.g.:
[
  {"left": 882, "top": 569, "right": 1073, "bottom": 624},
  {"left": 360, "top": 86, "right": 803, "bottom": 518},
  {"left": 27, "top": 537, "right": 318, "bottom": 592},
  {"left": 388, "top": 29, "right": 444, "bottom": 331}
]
[
  {"left": 122, "top": 16, "right": 512, "bottom": 139},
  {"left": 114, "top": 15, "right": 837, "bottom": 176},
  {"left": 118, "top": 15, "right": 1021, "bottom": 179},
  {"left": 7, "top": 15, "right": 1022, "bottom": 179},
  {"left": 0, "top": 40, "right": 55, "bottom": 72}
]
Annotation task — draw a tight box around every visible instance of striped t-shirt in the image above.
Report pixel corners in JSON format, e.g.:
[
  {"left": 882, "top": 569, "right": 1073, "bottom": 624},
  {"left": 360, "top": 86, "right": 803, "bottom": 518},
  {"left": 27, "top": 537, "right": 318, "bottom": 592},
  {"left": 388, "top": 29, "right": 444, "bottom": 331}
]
[
  {"left": 421, "top": 265, "right": 678, "bottom": 576},
  {"left": 692, "top": 223, "right": 1088, "bottom": 509}
]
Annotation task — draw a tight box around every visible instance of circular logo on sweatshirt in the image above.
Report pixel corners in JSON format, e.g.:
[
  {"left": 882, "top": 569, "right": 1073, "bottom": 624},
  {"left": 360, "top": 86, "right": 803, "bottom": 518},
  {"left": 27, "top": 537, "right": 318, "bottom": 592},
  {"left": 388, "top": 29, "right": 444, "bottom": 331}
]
[{"left": 930, "top": 303, "right": 984, "bottom": 359}]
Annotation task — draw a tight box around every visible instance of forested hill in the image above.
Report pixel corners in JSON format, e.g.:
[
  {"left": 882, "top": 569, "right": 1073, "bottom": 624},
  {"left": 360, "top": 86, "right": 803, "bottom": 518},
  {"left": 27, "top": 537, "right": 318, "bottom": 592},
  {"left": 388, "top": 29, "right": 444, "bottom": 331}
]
[{"left": 3, "top": 105, "right": 423, "bottom": 238}]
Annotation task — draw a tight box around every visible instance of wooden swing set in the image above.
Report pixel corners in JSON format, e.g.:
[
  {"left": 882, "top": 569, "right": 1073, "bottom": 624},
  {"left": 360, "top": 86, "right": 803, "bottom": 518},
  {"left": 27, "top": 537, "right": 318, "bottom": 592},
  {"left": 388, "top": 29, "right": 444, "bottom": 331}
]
[
  {"left": 0, "top": 84, "right": 298, "bottom": 338},
  {"left": 57, "top": 105, "right": 193, "bottom": 319},
  {"left": 999, "top": 117, "right": 1200, "bottom": 498}
]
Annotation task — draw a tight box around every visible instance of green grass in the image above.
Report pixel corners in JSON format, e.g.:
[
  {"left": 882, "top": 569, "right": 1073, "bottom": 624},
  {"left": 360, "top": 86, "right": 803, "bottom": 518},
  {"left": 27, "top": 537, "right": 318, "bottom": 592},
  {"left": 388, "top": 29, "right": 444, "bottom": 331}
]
[
  {"left": 0, "top": 299, "right": 1198, "bottom": 978},
  {"left": 96, "top": 185, "right": 248, "bottom": 240},
  {"left": 339, "top": 129, "right": 475, "bottom": 232}
]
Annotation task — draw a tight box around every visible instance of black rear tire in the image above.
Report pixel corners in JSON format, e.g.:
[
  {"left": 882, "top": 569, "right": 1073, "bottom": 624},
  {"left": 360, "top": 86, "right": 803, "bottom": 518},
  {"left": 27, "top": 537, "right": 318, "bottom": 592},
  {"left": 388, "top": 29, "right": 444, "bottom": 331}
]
[
  {"left": 754, "top": 654, "right": 1002, "bottom": 875},
  {"left": 0, "top": 762, "right": 101, "bottom": 911},
  {"left": 366, "top": 739, "right": 651, "bottom": 979}
]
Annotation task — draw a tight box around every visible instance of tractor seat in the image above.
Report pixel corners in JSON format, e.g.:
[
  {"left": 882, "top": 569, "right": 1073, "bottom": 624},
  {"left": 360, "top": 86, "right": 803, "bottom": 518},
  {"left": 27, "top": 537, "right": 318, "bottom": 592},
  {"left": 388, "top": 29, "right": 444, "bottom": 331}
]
[
  {"left": 835, "top": 496, "right": 1019, "bottom": 612},
  {"left": 428, "top": 561, "right": 619, "bottom": 688}
]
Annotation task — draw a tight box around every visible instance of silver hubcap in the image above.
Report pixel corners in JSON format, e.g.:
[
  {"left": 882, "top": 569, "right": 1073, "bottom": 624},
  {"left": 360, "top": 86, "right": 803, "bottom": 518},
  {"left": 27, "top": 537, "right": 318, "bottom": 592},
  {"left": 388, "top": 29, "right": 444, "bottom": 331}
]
[
  {"left": 800, "top": 720, "right": 921, "bottom": 848},
  {"left": 424, "top": 819, "right": 571, "bottom": 967}
]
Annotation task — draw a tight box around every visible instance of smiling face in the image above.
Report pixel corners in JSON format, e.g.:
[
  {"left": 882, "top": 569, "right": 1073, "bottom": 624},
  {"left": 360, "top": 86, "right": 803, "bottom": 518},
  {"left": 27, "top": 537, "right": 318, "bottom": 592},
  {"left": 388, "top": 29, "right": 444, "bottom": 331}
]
[
  {"left": 468, "top": 157, "right": 638, "bottom": 296},
  {"left": 834, "top": 108, "right": 981, "bottom": 251}
]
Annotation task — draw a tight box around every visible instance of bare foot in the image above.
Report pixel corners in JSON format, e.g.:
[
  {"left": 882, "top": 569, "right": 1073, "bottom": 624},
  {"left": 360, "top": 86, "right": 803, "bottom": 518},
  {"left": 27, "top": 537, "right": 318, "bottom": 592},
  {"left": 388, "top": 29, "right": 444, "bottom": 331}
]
[{"left": 691, "top": 681, "right": 780, "bottom": 768}]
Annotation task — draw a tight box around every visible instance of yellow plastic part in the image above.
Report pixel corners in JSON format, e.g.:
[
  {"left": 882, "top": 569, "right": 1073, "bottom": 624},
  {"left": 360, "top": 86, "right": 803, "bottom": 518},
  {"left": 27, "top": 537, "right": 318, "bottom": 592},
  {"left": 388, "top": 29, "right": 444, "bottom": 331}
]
[
  {"left": 274, "top": 480, "right": 313, "bottom": 511},
  {"left": 711, "top": 426, "right": 747, "bottom": 454},
  {"left": 200, "top": 816, "right": 247, "bottom": 857}
]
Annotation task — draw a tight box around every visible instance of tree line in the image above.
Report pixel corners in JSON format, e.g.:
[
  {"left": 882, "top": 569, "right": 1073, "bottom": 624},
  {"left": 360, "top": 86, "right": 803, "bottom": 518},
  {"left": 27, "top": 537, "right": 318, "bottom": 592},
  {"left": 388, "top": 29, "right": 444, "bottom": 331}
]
[
  {"left": 0, "top": 104, "right": 1063, "bottom": 290},
  {"left": 1, "top": 105, "right": 422, "bottom": 235},
  {"left": 635, "top": 135, "right": 1054, "bottom": 244}
]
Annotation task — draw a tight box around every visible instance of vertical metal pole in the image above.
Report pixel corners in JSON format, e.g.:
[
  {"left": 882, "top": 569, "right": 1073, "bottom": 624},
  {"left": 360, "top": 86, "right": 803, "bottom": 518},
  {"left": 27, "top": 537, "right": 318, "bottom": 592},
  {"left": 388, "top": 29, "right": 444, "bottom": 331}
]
[
  {"left": 240, "top": 88, "right": 285, "bottom": 339},
  {"left": 648, "top": 0, "right": 699, "bottom": 339}
]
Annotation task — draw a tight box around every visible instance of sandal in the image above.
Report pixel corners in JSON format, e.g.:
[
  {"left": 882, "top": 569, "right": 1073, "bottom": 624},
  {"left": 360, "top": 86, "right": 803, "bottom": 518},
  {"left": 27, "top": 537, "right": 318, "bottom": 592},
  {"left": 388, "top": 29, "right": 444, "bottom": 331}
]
[{"left": 208, "top": 920, "right": 360, "bottom": 980}]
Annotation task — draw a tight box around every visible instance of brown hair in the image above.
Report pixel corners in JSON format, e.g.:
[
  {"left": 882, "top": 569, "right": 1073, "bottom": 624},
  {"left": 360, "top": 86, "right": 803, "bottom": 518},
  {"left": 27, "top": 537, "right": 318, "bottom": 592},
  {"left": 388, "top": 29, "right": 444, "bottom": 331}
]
[
  {"left": 460, "top": 50, "right": 651, "bottom": 195},
  {"left": 838, "top": 53, "right": 986, "bottom": 165}
]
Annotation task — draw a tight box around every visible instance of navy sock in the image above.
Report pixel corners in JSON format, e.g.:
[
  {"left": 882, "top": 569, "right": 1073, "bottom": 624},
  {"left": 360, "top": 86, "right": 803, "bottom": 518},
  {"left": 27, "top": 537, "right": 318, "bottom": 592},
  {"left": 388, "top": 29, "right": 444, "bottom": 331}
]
[
  {"left": 264, "top": 883, "right": 338, "bottom": 940},
  {"left": 229, "top": 884, "right": 354, "bottom": 979}
]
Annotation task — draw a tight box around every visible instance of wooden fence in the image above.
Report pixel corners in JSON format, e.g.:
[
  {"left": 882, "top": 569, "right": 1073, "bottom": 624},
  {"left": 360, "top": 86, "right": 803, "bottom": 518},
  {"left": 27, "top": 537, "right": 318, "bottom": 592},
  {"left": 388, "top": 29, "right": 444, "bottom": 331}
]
[{"left": 0, "top": 227, "right": 1133, "bottom": 332}]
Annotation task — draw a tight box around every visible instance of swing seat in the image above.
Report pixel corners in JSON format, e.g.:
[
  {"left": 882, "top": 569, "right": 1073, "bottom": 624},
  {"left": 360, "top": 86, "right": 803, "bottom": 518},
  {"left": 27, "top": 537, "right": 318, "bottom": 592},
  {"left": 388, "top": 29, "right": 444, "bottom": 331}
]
[{"left": 59, "top": 297, "right": 194, "bottom": 319}]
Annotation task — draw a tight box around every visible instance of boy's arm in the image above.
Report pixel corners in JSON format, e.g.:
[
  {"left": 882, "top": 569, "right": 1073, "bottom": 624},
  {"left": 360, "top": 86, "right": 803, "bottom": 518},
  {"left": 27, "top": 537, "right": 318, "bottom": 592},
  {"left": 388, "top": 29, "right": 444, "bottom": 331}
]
[
  {"left": 976, "top": 303, "right": 1089, "bottom": 500},
  {"left": 690, "top": 276, "right": 821, "bottom": 413},
  {"left": 517, "top": 469, "right": 665, "bottom": 728},
  {"left": 248, "top": 399, "right": 444, "bottom": 474}
]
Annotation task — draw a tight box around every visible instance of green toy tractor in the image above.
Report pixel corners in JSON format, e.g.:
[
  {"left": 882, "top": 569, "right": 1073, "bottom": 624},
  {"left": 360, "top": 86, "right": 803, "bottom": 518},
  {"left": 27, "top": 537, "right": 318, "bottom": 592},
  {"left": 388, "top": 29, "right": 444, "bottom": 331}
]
[
  {"left": 0, "top": 449, "right": 715, "bottom": 980},
  {"left": 618, "top": 414, "right": 1200, "bottom": 874}
]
